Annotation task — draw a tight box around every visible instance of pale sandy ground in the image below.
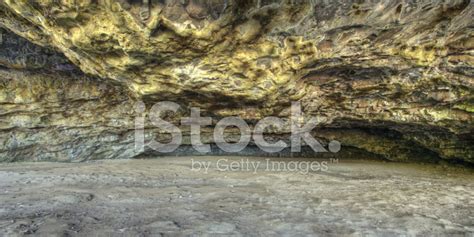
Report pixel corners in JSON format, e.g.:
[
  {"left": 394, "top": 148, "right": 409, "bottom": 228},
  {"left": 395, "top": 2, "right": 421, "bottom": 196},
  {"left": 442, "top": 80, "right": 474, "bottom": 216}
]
[{"left": 0, "top": 157, "right": 473, "bottom": 236}]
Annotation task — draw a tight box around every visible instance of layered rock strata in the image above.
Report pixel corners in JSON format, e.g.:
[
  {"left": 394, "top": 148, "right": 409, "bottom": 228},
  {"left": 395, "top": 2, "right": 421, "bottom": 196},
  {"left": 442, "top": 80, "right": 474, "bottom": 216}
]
[{"left": 0, "top": 0, "right": 472, "bottom": 162}]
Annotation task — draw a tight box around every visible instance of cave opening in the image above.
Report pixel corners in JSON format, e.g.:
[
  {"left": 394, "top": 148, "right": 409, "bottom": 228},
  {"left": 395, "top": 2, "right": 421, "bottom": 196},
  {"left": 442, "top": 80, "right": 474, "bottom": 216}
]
[{"left": 0, "top": 1, "right": 473, "bottom": 235}]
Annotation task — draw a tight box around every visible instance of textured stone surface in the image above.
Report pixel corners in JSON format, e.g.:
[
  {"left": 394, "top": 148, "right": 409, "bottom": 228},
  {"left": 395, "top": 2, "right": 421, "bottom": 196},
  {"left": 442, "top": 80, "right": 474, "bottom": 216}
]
[{"left": 0, "top": 0, "right": 473, "bottom": 162}]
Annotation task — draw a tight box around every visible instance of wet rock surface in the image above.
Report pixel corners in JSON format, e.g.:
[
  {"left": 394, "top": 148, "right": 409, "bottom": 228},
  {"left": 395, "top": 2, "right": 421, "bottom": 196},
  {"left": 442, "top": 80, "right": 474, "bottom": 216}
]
[
  {"left": 0, "top": 1, "right": 472, "bottom": 162},
  {"left": 0, "top": 157, "right": 473, "bottom": 236}
]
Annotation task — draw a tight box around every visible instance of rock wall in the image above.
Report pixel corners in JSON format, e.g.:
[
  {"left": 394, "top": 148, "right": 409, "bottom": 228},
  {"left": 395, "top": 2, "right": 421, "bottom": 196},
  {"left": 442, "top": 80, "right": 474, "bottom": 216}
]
[{"left": 0, "top": 0, "right": 472, "bottom": 162}]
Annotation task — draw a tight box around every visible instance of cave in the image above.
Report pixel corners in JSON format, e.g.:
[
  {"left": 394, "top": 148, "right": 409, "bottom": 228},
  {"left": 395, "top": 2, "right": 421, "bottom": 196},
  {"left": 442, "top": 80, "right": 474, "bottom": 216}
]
[{"left": 0, "top": 0, "right": 473, "bottom": 235}]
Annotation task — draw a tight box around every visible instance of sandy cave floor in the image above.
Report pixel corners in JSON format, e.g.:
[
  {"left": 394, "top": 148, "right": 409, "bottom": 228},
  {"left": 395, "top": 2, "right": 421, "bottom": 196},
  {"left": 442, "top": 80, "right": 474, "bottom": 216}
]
[{"left": 0, "top": 156, "right": 473, "bottom": 236}]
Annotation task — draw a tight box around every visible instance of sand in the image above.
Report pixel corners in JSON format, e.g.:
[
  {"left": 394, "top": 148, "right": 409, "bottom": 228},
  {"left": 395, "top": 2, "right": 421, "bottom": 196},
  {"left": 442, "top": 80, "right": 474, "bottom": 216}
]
[{"left": 0, "top": 157, "right": 473, "bottom": 236}]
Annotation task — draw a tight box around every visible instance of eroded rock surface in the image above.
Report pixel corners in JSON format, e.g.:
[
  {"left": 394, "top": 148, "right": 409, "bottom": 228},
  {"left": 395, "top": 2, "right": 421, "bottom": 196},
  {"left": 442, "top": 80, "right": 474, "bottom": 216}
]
[{"left": 0, "top": 0, "right": 473, "bottom": 162}]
